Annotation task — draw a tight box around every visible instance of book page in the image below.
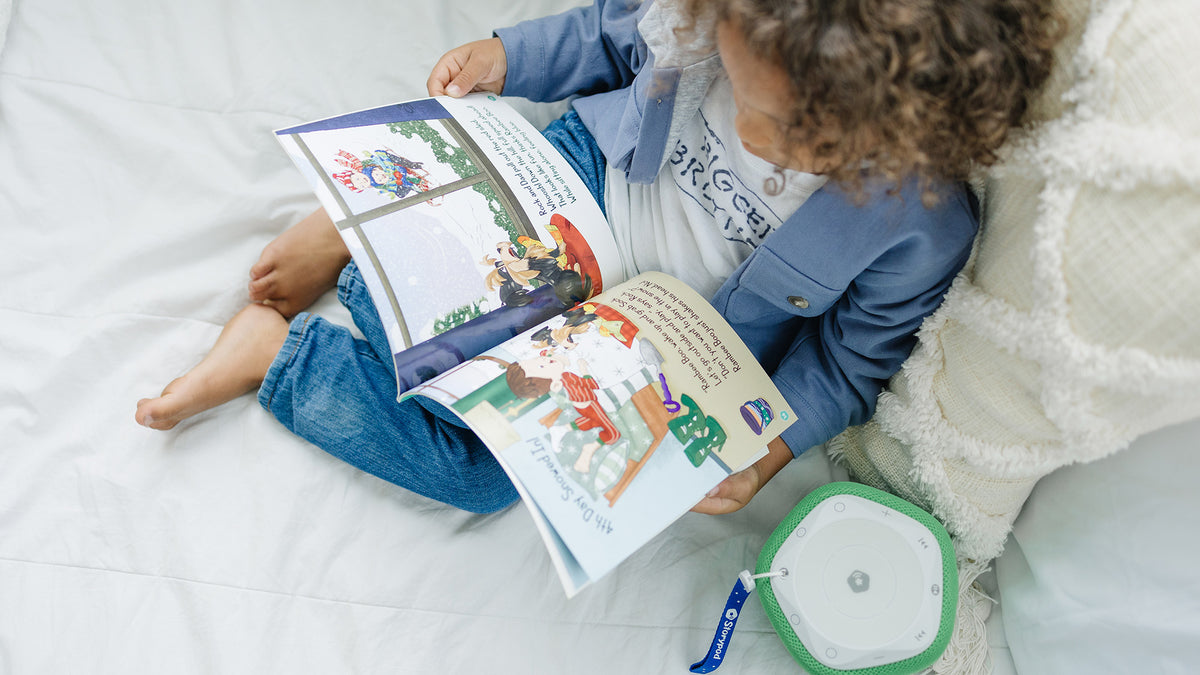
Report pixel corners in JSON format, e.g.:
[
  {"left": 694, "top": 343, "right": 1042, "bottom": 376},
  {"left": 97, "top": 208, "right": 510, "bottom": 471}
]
[
  {"left": 404, "top": 272, "right": 795, "bottom": 595},
  {"left": 275, "top": 95, "right": 622, "bottom": 392}
]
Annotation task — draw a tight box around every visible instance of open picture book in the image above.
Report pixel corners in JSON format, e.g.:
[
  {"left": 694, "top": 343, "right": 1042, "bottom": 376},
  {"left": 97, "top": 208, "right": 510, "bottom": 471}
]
[{"left": 275, "top": 95, "right": 796, "bottom": 596}]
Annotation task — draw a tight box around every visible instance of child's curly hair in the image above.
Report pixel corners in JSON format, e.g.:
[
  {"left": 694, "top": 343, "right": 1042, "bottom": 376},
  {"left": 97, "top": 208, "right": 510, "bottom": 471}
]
[{"left": 681, "top": 0, "right": 1063, "bottom": 198}]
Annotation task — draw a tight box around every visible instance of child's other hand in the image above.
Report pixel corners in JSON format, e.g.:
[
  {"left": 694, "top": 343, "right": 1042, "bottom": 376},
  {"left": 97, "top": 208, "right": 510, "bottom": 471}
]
[
  {"left": 691, "top": 464, "right": 765, "bottom": 515},
  {"left": 427, "top": 38, "right": 508, "bottom": 98},
  {"left": 690, "top": 437, "right": 792, "bottom": 515}
]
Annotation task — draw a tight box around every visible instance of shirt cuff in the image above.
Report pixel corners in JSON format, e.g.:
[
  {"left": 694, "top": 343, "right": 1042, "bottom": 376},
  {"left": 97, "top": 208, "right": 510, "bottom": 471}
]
[{"left": 493, "top": 23, "right": 543, "bottom": 100}]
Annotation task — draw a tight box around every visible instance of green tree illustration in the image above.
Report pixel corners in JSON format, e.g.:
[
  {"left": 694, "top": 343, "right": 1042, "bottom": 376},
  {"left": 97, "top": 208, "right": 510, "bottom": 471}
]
[
  {"left": 432, "top": 297, "right": 488, "bottom": 335},
  {"left": 388, "top": 120, "right": 521, "bottom": 249}
]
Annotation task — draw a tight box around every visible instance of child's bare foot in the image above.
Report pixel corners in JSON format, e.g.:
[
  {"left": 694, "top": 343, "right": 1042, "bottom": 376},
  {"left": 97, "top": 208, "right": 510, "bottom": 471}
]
[
  {"left": 135, "top": 304, "right": 290, "bottom": 430},
  {"left": 249, "top": 208, "right": 351, "bottom": 318}
]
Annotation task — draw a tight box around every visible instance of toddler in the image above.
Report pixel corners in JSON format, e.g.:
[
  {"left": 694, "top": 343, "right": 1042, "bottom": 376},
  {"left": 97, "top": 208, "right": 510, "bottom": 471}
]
[{"left": 137, "top": 0, "right": 1060, "bottom": 515}]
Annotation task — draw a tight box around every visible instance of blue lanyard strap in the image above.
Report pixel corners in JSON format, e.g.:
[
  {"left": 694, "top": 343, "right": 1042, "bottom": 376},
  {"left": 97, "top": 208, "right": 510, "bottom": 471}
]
[{"left": 689, "top": 576, "right": 753, "bottom": 673}]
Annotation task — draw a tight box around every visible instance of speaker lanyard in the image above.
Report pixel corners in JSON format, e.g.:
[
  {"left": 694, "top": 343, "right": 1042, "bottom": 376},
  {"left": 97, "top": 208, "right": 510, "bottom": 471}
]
[{"left": 690, "top": 569, "right": 787, "bottom": 673}]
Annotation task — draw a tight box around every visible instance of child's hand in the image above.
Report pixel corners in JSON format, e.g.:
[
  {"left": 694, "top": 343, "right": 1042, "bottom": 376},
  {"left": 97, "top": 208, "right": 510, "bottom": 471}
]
[
  {"left": 427, "top": 38, "right": 508, "bottom": 98},
  {"left": 692, "top": 463, "right": 766, "bottom": 515},
  {"left": 690, "top": 437, "right": 792, "bottom": 515}
]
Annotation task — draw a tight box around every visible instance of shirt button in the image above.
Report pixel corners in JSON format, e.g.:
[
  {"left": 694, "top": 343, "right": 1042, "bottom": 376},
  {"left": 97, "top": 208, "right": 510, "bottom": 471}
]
[{"left": 788, "top": 296, "right": 810, "bottom": 309}]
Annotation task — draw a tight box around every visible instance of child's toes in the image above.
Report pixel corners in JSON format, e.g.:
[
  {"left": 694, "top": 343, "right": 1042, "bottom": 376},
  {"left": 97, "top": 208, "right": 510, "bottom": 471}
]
[
  {"left": 136, "top": 398, "right": 165, "bottom": 428},
  {"left": 249, "top": 258, "right": 275, "bottom": 281},
  {"left": 135, "top": 395, "right": 184, "bottom": 430},
  {"left": 248, "top": 274, "right": 276, "bottom": 302}
]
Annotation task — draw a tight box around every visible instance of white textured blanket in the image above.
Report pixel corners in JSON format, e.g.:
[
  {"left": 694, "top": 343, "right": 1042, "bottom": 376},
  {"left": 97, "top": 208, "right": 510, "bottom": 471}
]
[{"left": 831, "top": 0, "right": 1200, "bottom": 672}]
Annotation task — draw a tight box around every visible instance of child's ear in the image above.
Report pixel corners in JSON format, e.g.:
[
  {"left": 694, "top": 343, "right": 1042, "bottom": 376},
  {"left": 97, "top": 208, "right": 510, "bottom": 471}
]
[{"left": 550, "top": 379, "right": 563, "bottom": 392}]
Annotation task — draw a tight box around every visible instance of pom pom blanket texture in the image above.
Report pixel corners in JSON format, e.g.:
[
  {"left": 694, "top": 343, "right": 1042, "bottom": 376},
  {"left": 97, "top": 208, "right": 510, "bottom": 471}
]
[{"left": 828, "top": 0, "right": 1200, "bottom": 671}]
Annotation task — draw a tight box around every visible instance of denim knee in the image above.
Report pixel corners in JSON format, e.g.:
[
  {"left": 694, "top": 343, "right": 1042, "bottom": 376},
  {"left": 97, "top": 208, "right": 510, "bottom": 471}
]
[{"left": 258, "top": 313, "right": 517, "bottom": 513}]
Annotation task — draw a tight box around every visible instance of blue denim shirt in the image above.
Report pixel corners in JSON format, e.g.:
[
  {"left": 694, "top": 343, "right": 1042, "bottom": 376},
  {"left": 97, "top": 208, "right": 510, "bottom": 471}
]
[{"left": 496, "top": 0, "right": 979, "bottom": 455}]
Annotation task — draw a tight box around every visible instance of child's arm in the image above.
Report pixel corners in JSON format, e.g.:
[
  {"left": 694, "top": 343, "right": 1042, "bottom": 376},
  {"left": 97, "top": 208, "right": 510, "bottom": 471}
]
[
  {"left": 493, "top": 0, "right": 649, "bottom": 103},
  {"left": 690, "top": 437, "right": 792, "bottom": 515},
  {"left": 711, "top": 183, "right": 980, "bottom": 464},
  {"left": 428, "top": 0, "right": 646, "bottom": 102}
]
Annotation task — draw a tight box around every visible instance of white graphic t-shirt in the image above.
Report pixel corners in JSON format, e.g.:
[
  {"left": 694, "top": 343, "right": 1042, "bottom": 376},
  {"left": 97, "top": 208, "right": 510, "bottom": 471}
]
[{"left": 604, "top": 74, "right": 827, "bottom": 299}]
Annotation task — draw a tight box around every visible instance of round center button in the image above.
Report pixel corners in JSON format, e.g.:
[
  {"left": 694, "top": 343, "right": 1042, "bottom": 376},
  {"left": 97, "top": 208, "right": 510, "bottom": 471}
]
[{"left": 788, "top": 295, "right": 810, "bottom": 309}]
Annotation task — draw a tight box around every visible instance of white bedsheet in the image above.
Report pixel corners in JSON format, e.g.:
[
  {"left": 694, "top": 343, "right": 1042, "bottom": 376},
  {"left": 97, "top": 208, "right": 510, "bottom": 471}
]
[{"left": 0, "top": 1, "right": 1015, "bottom": 673}]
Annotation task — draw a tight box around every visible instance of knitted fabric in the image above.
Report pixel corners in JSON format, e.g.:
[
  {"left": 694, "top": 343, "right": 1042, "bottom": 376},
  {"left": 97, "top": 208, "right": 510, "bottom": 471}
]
[{"left": 827, "top": 0, "right": 1200, "bottom": 671}]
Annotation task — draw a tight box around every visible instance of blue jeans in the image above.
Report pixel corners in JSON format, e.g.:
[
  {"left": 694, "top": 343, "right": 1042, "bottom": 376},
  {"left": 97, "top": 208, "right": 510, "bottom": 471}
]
[
  {"left": 258, "top": 262, "right": 519, "bottom": 513},
  {"left": 543, "top": 108, "right": 606, "bottom": 216},
  {"left": 257, "top": 109, "right": 607, "bottom": 513}
]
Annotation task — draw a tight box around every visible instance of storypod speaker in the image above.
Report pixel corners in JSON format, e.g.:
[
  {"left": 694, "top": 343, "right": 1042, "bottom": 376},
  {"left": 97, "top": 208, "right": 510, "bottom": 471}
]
[{"left": 756, "top": 482, "right": 957, "bottom": 674}]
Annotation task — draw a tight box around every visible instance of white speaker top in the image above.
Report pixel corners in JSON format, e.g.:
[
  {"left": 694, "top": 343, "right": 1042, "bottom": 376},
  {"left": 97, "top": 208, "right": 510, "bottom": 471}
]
[{"left": 763, "top": 491, "right": 951, "bottom": 671}]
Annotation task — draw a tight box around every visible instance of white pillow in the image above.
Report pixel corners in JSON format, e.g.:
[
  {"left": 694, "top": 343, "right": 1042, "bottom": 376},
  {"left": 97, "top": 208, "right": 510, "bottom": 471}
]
[{"left": 996, "top": 418, "right": 1200, "bottom": 674}]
